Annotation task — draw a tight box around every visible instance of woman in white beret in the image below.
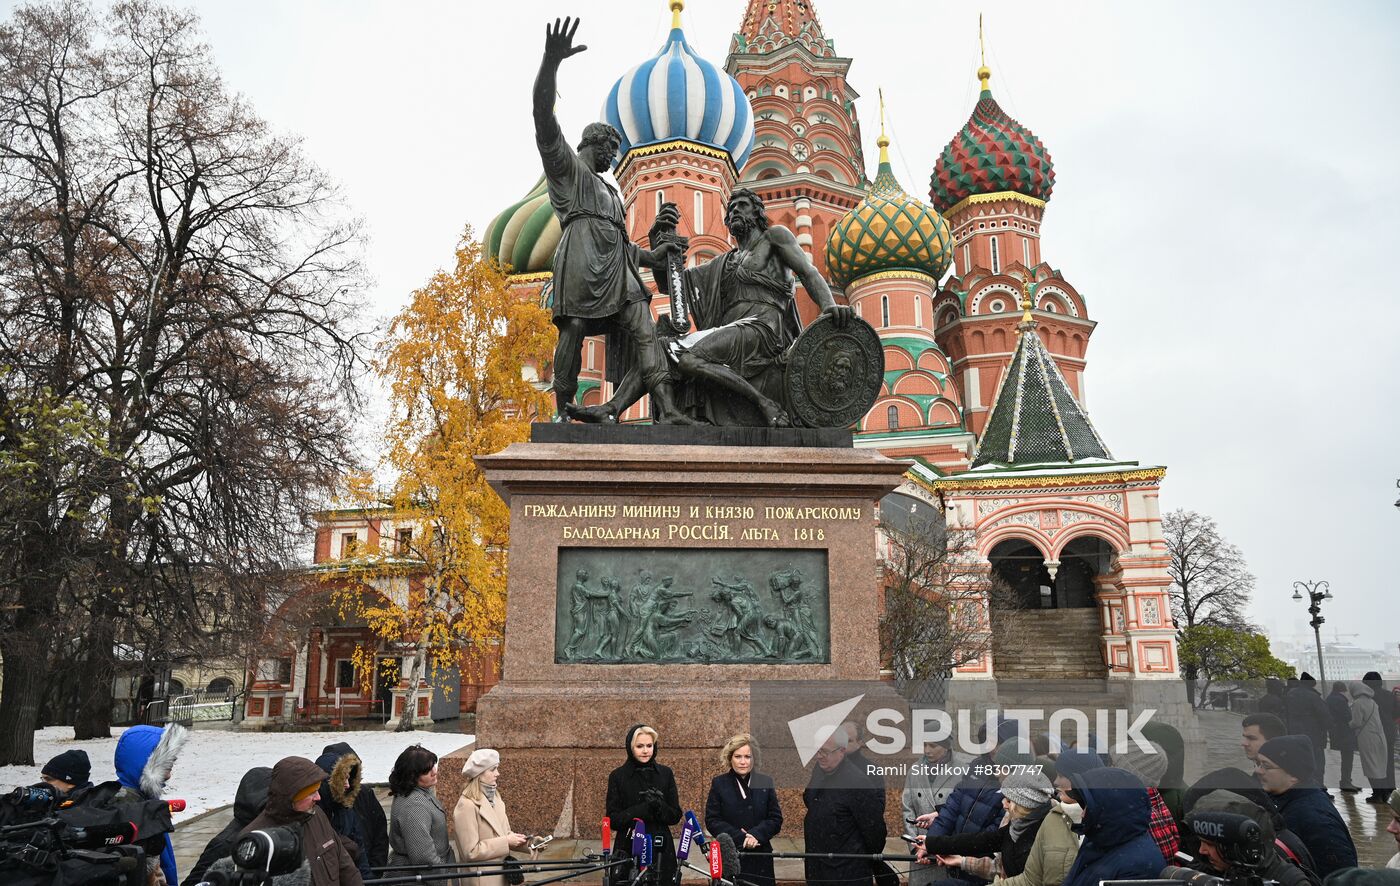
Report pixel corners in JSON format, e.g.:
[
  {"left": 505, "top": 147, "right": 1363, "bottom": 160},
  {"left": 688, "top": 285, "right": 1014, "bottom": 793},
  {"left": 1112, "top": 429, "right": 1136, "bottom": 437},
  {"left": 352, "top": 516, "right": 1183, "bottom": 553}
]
[{"left": 453, "top": 748, "right": 530, "bottom": 886}]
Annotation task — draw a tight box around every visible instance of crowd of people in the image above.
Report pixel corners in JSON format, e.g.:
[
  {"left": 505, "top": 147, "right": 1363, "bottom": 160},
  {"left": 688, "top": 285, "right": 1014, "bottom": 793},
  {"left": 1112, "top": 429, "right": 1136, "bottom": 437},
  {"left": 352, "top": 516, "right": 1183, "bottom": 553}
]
[{"left": 13, "top": 681, "right": 1400, "bottom": 886}]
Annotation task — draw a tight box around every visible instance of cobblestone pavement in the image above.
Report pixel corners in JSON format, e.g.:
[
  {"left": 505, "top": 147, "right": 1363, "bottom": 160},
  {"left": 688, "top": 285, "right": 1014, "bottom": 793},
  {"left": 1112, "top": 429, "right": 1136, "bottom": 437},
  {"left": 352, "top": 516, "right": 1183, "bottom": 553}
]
[{"left": 173, "top": 711, "right": 1399, "bottom": 879}]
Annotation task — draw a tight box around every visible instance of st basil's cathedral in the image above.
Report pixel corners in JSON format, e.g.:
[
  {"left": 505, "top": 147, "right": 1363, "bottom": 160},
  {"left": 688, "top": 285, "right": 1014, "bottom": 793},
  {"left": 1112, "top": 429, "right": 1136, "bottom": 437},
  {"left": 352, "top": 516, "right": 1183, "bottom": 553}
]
[
  {"left": 260, "top": 0, "right": 1190, "bottom": 728},
  {"left": 480, "top": 0, "right": 1182, "bottom": 695}
]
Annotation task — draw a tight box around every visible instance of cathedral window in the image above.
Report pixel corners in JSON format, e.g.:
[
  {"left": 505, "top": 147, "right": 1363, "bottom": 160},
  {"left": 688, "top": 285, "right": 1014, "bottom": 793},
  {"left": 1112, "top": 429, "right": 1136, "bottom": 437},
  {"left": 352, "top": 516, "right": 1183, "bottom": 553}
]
[
  {"left": 656, "top": 189, "right": 666, "bottom": 212},
  {"left": 887, "top": 405, "right": 900, "bottom": 429},
  {"left": 990, "top": 236, "right": 1001, "bottom": 273},
  {"left": 694, "top": 191, "right": 704, "bottom": 235},
  {"left": 881, "top": 295, "right": 890, "bottom": 327},
  {"left": 1023, "top": 237, "right": 1031, "bottom": 266}
]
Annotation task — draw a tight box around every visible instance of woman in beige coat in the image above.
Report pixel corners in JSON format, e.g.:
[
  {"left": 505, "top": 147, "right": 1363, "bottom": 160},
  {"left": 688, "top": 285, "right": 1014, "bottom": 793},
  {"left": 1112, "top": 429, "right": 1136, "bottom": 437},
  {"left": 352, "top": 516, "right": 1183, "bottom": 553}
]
[{"left": 454, "top": 748, "right": 530, "bottom": 886}]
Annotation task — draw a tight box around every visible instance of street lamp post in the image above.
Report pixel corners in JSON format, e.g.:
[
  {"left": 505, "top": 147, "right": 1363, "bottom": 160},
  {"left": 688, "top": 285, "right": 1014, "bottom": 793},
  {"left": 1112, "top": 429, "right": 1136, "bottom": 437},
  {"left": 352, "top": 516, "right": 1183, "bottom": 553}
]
[{"left": 1291, "top": 580, "right": 1332, "bottom": 686}]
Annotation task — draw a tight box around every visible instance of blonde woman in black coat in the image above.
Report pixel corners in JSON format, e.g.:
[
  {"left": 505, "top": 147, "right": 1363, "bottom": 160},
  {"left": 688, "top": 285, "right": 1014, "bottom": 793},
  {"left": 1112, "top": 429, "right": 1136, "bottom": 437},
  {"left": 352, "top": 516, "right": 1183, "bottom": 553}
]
[
  {"left": 606, "top": 725, "right": 683, "bottom": 886},
  {"left": 705, "top": 734, "right": 782, "bottom": 886}
]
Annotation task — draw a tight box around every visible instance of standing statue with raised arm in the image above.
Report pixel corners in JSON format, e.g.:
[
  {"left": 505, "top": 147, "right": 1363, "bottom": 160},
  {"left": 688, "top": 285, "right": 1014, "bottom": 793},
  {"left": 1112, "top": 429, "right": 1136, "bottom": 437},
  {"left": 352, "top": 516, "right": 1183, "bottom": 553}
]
[
  {"left": 533, "top": 17, "right": 691, "bottom": 423},
  {"left": 574, "top": 190, "right": 876, "bottom": 427}
]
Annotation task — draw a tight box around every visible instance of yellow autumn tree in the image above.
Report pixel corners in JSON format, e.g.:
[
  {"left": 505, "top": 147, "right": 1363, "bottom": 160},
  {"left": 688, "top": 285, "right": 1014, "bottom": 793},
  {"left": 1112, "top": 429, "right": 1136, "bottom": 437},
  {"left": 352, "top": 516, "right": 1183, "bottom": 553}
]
[{"left": 333, "top": 226, "right": 554, "bottom": 727}]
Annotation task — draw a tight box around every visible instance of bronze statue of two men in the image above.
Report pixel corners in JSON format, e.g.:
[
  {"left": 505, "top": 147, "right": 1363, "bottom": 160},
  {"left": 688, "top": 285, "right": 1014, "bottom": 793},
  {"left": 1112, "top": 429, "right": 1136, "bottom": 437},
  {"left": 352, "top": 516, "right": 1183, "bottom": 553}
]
[{"left": 535, "top": 18, "right": 859, "bottom": 428}]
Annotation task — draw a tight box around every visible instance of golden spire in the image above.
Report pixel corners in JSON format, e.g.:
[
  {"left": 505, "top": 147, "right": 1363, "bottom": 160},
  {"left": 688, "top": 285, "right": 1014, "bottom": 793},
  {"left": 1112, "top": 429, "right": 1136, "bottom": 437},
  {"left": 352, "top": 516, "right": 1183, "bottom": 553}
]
[
  {"left": 1020, "top": 275, "right": 1035, "bottom": 327},
  {"left": 977, "top": 13, "right": 991, "bottom": 92},
  {"left": 670, "top": 0, "right": 684, "bottom": 29},
  {"left": 877, "top": 87, "right": 890, "bottom": 165}
]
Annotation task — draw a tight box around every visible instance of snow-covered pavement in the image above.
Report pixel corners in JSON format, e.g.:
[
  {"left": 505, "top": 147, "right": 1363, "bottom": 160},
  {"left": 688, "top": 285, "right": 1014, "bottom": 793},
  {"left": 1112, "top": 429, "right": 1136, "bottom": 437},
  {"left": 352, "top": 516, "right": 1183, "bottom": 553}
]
[{"left": 0, "top": 726, "right": 473, "bottom": 822}]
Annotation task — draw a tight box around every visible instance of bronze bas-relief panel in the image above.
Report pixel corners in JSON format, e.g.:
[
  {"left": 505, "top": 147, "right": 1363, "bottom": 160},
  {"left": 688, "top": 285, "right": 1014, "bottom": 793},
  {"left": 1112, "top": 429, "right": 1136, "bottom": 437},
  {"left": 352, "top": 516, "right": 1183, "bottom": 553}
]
[{"left": 554, "top": 547, "right": 830, "bottom": 664}]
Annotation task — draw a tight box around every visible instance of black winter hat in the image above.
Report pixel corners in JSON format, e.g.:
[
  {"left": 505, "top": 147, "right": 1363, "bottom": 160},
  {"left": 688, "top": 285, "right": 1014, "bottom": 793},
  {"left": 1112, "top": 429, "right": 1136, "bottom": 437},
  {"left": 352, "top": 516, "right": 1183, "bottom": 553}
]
[
  {"left": 1259, "top": 735, "right": 1315, "bottom": 782},
  {"left": 42, "top": 749, "right": 91, "bottom": 786}
]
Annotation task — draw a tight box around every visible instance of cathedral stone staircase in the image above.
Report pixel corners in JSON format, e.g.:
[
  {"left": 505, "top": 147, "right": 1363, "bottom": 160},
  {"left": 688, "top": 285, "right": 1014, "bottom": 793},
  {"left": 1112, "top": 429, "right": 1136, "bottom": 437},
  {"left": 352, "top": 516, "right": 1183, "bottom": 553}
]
[{"left": 991, "top": 608, "right": 1107, "bottom": 680}]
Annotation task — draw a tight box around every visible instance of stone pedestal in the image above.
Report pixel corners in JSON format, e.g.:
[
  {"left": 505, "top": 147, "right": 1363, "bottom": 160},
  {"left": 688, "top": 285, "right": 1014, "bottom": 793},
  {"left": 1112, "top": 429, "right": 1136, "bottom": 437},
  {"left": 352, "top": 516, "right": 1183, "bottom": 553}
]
[{"left": 473, "top": 435, "right": 907, "bottom": 836}]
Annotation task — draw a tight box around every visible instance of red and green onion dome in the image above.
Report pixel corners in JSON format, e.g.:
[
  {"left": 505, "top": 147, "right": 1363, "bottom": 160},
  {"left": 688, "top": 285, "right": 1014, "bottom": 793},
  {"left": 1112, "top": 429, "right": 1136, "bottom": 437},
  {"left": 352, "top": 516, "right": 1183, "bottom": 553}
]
[
  {"left": 826, "top": 132, "right": 953, "bottom": 291},
  {"left": 929, "top": 67, "right": 1054, "bottom": 213},
  {"left": 482, "top": 174, "right": 560, "bottom": 276}
]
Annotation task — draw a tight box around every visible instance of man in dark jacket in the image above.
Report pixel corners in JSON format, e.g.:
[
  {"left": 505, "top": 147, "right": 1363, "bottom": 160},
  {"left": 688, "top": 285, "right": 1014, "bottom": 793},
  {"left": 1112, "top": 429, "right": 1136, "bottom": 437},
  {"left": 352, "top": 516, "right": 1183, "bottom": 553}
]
[
  {"left": 1327, "top": 682, "right": 1361, "bottom": 792},
  {"left": 1285, "top": 674, "right": 1331, "bottom": 786},
  {"left": 1363, "top": 672, "right": 1397, "bottom": 796},
  {"left": 1183, "top": 767, "right": 1317, "bottom": 876},
  {"left": 1061, "top": 767, "right": 1163, "bottom": 886},
  {"left": 803, "top": 728, "right": 886, "bottom": 886},
  {"left": 1255, "top": 735, "right": 1357, "bottom": 877},
  {"left": 1185, "top": 791, "right": 1316, "bottom": 886},
  {"left": 243, "top": 755, "right": 364, "bottom": 886},
  {"left": 315, "top": 749, "right": 372, "bottom": 879},
  {"left": 1260, "top": 679, "right": 1288, "bottom": 719},
  {"left": 323, "top": 742, "right": 388, "bottom": 869},
  {"left": 182, "top": 766, "right": 273, "bottom": 886}
]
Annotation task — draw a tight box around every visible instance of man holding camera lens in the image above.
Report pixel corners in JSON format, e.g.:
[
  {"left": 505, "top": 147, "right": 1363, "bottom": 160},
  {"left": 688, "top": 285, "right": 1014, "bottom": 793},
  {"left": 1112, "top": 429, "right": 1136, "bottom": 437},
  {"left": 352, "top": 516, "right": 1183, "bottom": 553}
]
[
  {"left": 1184, "top": 790, "right": 1317, "bottom": 886},
  {"left": 241, "top": 756, "right": 364, "bottom": 886}
]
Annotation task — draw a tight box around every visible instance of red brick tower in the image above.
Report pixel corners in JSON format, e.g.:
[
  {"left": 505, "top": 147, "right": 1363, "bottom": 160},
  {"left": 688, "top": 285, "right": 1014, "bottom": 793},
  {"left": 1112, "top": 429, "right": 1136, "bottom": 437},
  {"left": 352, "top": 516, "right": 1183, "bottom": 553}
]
[
  {"left": 726, "top": 0, "right": 867, "bottom": 325},
  {"left": 929, "top": 58, "right": 1096, "bottom": 438}
]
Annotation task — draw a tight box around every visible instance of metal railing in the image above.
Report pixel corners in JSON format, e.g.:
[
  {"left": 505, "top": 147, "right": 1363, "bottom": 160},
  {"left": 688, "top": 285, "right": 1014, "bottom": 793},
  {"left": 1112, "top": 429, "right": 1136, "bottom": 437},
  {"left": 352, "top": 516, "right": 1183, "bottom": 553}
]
[{"left": 145, "top": 690, "right": 237, "bottom": 725}]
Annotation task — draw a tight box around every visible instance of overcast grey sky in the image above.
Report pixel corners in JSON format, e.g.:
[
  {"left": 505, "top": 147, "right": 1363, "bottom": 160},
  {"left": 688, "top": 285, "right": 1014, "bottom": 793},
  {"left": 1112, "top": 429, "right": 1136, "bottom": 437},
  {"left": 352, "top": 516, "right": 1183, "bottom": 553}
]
[{"left": 116, "top": 1, "right": 1400, "bottom": 649}]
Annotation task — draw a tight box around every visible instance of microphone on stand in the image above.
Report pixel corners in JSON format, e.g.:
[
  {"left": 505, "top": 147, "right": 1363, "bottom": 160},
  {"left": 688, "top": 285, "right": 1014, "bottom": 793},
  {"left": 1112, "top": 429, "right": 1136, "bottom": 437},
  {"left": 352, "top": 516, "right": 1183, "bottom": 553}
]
[
  {"left": 677, "top": 813, "right": 697, "bottom": 861},
  {"left": 602, "top": 817, "right": 612, "bottom": 857},
  {"left": 685, "top": 811, "right": 708, "bottom": 853},
  {"left": 626, "top": 819, "right": 651, "bottom": 886},
  {"left": 712, "top": 832, "right": 740, "bottom": 886}
]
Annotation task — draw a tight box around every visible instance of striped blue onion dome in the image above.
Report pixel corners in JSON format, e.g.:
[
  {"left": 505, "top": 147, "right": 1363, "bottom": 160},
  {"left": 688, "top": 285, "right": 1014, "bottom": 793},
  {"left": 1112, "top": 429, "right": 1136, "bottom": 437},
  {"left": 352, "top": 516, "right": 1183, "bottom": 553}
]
[{"left": 602, "top": 15, "right": 755, "bottom": 171}]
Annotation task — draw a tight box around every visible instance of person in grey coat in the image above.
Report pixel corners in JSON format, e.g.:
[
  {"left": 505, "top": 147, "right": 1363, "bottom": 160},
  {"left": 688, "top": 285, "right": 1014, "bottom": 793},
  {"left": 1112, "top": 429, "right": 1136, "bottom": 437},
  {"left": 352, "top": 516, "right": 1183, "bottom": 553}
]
[
  {"left": 387, "top": 745, "right": 456, "bottom": 867},
  {"left": 1351, "top": 681, "right": 1392, "bottom": 804},
  {"left": 902, "top": 738, "right": 967, "bottom": 886}
]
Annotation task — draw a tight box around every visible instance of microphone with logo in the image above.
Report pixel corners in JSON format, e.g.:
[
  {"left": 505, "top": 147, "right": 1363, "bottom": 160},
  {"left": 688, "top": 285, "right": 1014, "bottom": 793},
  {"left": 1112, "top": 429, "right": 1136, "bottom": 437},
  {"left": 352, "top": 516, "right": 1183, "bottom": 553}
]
[{"left": 675, "top": 812, "right": 739, "bottom": 886}]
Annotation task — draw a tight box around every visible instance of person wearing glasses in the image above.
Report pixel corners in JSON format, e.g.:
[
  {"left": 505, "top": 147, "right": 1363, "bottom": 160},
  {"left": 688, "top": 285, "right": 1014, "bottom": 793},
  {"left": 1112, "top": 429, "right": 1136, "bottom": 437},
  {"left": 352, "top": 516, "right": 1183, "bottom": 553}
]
[
  {"left": 802, "top": 725, "right": 886, "bottom": 886},
  {"left": 1254, "top": 735, "right": 1356, "bottom": 877}
]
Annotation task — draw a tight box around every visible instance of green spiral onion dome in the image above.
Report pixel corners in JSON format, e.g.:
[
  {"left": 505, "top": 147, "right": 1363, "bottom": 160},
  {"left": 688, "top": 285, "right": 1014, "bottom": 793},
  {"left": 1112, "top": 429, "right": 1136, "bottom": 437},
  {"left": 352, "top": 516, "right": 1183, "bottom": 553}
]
[
  {"left": 929, "top": 67, "right": 1054, "bottom": 213},
  {"left": 826, "top": 131, "right": 953, "bottom": 290},
  {"left": 483, "top": 175, "right": 560, "bottom": 275}
]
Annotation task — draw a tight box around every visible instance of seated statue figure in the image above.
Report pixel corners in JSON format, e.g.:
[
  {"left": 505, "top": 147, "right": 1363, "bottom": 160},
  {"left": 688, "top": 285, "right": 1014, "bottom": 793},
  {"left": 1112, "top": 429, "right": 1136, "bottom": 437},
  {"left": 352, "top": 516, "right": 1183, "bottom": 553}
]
[{"left": 572, "top": 188, "right": 853, "bottom": 426}]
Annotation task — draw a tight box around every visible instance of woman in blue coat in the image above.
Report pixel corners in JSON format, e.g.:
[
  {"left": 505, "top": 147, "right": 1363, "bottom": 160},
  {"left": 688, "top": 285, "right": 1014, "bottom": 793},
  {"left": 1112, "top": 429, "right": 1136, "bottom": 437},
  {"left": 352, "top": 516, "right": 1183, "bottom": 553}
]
[
  {"left": 1061, "top": 767, "right": 1164, "bottom": 886},
  {"left": 705, "top": 734, "right": 783, "bottom": 886},
  {"left": 114, "top": 724, "right": 189, "bottom": 886}
]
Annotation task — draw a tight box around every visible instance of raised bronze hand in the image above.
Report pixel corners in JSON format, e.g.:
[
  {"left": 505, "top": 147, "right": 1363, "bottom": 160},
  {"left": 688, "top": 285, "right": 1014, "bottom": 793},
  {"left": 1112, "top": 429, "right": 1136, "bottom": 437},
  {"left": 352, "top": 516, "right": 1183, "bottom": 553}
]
[{"left": 544, "top": 17, "right": 587, "bottom": 65}]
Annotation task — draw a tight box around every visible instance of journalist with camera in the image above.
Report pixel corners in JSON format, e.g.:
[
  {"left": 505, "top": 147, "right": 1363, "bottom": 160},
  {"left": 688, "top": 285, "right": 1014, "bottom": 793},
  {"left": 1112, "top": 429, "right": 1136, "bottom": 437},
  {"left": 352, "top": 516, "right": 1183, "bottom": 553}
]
[
  {"left": 235, "top": 755, "right": 363, "bottom": 886},
  {"left": 1178, "top": 791, "right": 1317, "bottom": 886},
  {"left": 1, "top": 772, "right": 175, "bottom": 885}
]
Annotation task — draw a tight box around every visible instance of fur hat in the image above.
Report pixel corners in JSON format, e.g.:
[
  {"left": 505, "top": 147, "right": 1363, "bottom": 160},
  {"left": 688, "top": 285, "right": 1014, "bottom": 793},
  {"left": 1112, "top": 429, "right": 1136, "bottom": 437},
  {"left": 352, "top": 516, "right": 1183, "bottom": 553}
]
[
  {"left": 1001, "top": 771, "right": 1055, "bottom": 809},
  {"left": 463, "top": 748, "right": 501, "bottom": 780},
  {"left": 1258, "top": 735, "right": 1315, "bottom": 783}
]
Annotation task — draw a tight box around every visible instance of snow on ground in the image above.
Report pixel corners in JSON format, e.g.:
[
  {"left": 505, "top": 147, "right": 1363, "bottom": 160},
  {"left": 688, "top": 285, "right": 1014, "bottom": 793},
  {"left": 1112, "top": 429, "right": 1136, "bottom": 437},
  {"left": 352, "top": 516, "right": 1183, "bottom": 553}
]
[{"left": 0, "top": 726, "right": 473, "bottom": 823}]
